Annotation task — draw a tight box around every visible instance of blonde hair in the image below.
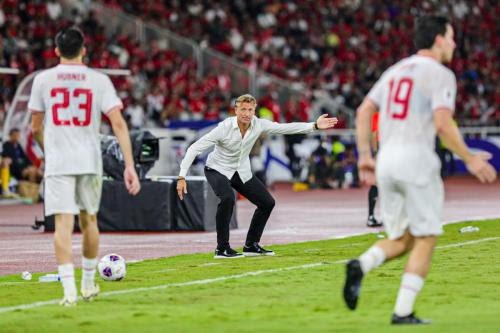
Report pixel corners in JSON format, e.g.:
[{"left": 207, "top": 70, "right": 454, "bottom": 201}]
[{"left": 235, "top": 94, "right": 257, "bottom": 106}]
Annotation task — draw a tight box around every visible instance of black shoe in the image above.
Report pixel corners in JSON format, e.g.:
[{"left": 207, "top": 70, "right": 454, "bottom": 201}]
[
  {"left": 243, "top": 243, "right": 275, "bottom": 256},
  {"left": 214, "top": 247, "right": 244, "bottom": 259},
  {"left": 343, "top": 259, "right": 364, "bottom": 310},
  {"left": 391, "top": 313, "right": 431, "bottom": 325},
  {"left": 367, "top": 215, "right": 383, "bottom": 227}
]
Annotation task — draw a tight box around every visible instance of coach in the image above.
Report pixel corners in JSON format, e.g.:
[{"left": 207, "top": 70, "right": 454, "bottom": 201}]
[{"left": 177, "top": 94, "right": 338, "bottom": 258}]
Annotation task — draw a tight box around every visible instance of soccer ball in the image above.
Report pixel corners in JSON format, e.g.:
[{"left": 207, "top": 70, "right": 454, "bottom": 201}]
[{"left": 98, "top": 253, "right": 126, "bottom": 281}]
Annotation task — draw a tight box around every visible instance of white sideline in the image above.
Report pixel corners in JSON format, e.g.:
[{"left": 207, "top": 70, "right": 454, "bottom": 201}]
[
  {"left": 436, "top": 237, "right": 500, "bottom": 249},
  {"left": 0, "top": 262, "right": 333, "bottom": 314},
  {"left": 0, "top": 237, "right": 498, "bottom": 314}
]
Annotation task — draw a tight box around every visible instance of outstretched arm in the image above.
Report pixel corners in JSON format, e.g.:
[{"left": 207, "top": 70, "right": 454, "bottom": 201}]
[{"left": 262, "top": 114, "right": 338, "bottom": 135}]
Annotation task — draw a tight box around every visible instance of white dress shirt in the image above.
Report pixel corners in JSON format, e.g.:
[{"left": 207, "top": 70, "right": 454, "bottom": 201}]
[{"left": 179, "top": 116, "right": 315, "bottom": 183}]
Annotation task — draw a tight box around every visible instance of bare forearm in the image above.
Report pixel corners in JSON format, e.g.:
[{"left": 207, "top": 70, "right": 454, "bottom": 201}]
[
  {"left": 33, "top": 130, "right": 44, "bottom": 151},
  {"left": 111, "top": 120, "right": 134, "bottom": 168},
  {"left": 434, "top": 109, "right": 473, "bottom": 164},
  {"left": 437, "top": 125, "right": 472, "bottom": 164}
]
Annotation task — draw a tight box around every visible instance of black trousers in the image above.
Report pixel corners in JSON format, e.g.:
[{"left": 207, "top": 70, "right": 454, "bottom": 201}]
[{"left": 204, "top": 166, "right": 275, "bottom": 249}]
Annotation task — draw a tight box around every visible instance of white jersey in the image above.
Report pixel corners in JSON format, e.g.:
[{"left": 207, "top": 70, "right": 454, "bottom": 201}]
[
  {"left": 367, "top": 55, "right": 457, "bottom": 184},
  {"left": 28, "top": 63, "right": 122, "bottom": 176},
  {"left": 180, "top": 116, "right": 315, "bottom": 183}
]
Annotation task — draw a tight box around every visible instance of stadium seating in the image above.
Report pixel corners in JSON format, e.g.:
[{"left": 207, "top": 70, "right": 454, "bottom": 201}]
[{"left": 100, "top": 0, "right": 499, "bottom": 126}]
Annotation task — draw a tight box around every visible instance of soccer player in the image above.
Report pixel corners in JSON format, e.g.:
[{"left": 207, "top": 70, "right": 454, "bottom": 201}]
[
  {"left": 29, "top": 27, "right": 141, "bottom": 306},
  {"left": 343, "top": 15, "right": 496, "bottom": 324},
  {"left": 177, "top": 94, "right": 338, "bottom": 258}
]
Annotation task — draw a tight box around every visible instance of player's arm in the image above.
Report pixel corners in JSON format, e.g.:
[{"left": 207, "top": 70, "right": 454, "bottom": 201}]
[
  {"left": 31, "top": 112, "right": 45, "bottom": 150},
  {"left": 356, "top": 98, "right": 378, "bottom": 185},
  {"left": 28, "top": 75, "right": 45, "bottom": 150},
  {"left": 433, "top": 109, "right": 470, "bottom": 162},
  {"left": 107, "top": 107, "right": 141, "bottom": 195},
  {"left": 433, "top": 70, "right": 496, "bottom": 183},
  {"left": 434, "top": 109, "right": 496, "bottom": 183}
]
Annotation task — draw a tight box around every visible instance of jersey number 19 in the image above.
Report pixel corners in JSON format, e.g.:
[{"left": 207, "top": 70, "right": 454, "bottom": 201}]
[{"left": 387, "top": 77, "right": 413, "bottom": 120}]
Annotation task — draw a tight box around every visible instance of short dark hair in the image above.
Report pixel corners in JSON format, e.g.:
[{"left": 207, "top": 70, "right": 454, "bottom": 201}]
[
  {"left": 9, "top": 128, "right": 20, "bottom": 135},
  {"left": 55, "top": 27, "right": 84, "bottom": 59},
  {"left": 414, "top": 15, "right": 449, "bottom": 50}
]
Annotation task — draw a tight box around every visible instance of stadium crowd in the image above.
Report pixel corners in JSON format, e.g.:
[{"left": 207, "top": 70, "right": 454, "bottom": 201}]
[
  {"left": 0, "top": 0, "right": 238, "bottom": 130},
  {"left": 102, "top": 0, "right": 499, "bottom": 126}
]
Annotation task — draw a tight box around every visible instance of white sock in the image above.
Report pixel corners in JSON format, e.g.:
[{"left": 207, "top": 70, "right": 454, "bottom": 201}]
[
  {"left": 359, "top": 246, "right": 386, "bottom": 274},
  {"left": 394, "top": 273, "right": 424, "bottom": 317},
  {"left": 82, "top": 257, "right": 98, "bottom": 289},
  {"left": 58, "top": 264, "right": 77, "bottom": 299}
]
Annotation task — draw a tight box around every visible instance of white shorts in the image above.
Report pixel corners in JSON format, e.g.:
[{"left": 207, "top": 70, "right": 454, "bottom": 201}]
[
  {"left": 44, "top": 175, "right": 102, "bottom": 216},
  {"left": 377, "top": 174, "right": 444, "bottom": 240}
]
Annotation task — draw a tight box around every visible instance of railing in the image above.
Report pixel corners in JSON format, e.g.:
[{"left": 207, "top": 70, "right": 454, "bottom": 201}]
[
  {"left": 200, "top": 47, "right": 253, "bottom": 96},
  {"left": 1, "top": 70, "right": 37, "bottom": 144},
  {"left": 141, "top": 19, "right": 200, "bottom": 62}
]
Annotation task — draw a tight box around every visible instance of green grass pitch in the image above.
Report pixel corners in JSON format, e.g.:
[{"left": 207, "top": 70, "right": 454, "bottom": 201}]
[{"left": 0, "top": 219, "right": 499, "bottom": 333}]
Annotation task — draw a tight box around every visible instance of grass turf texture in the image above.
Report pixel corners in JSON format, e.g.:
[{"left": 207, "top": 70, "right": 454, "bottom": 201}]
[{"left": 0, "top": 219, "right": 498, "bottom": 333}]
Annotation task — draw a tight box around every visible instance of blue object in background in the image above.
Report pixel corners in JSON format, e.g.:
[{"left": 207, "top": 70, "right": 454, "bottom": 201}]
[
  {"left": 453, "top": 138, "right": 500, "bottom": 173},
  {"left": 168, "top": 120, "right": 219, "bottom": 130}
]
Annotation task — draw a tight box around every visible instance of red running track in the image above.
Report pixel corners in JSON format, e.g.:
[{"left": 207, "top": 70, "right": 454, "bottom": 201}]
[{"left": 0, "top": 176, "right": 499, "bottom": 276}]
